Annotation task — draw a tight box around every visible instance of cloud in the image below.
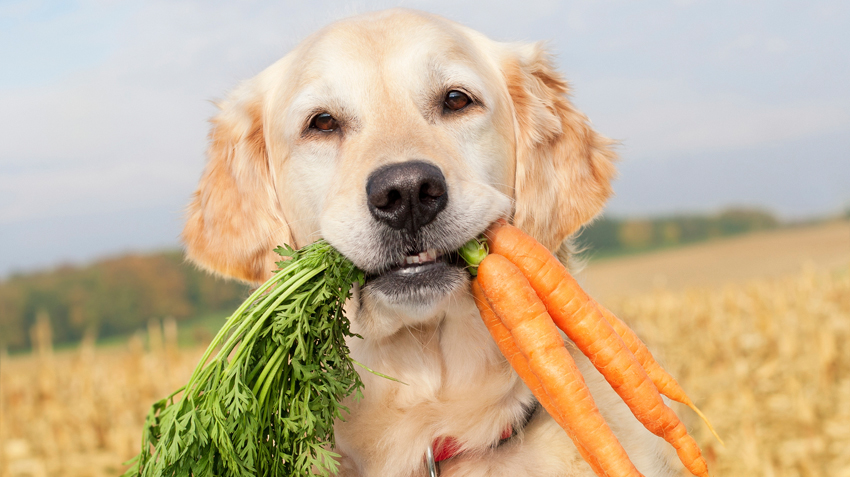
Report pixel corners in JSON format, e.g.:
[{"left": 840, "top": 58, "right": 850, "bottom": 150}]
[
  {"left": 577, "top": 76, "right": 850, "bottom": 161},
  {"left": 0, "top": 159, "right": 199, "bottom": 224},
  {"left": 716, "top": 33, "right": 790, "bottom": 60},
  {"left": 606, "top": 129, "right": 850, "bottom": 219}
]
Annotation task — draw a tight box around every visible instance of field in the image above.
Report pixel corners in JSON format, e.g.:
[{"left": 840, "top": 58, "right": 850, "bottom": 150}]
[
  {"left": 2, "top": 221, "right": 849, "bottom": 476},
  {"left": 579, "top": 219, "right": 850, "bottom": 301}
]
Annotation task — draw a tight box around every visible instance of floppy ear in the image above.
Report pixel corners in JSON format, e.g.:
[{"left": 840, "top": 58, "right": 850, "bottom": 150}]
[
  {"left": 505, "top": 42, "right": 617, "bottom": 251},
  {"left": 182, "top": 82, "right": 292, "bottom": 284}
]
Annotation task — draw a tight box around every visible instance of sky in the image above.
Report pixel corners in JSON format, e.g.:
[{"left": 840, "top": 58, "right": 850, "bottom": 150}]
[{"left": 1, "top": 0, "right": 848, "bottom": 276}]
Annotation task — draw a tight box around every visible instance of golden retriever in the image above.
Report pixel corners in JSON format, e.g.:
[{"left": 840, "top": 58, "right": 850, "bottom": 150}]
[{"left": 182, "top": 8, "right": 677, "bottom": 477}]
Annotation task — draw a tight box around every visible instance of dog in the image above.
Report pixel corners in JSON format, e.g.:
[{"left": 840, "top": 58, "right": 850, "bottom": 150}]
[{"left": 181, "top": 8, "right": 678, "bottom": 476}]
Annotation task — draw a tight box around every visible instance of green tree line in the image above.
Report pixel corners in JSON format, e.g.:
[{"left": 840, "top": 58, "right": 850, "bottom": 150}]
[
  {"left": 577, "top": 208, "right": 780, "bottom": 257},
  {"left": 0, "top": 251, "right": 249, "bottom": 351}
]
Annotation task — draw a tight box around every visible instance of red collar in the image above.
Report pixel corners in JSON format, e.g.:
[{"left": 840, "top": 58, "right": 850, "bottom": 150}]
[
  {"left": 429, "top": 399, "right": 540, "bottom": 464},
  {"left": 431, "top": 425, "right": 514, "bottom": 463}
]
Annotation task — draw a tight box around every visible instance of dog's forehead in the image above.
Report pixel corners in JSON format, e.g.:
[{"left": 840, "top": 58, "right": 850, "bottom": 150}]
[
  {"left": 312, "top": 10, "right": 475, "bottom": 60},
  {"left": 294, "top": 11, "right": 495, "bottom": 97}
]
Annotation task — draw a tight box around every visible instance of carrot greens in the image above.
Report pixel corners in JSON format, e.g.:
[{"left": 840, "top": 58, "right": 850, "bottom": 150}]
[{"left": 124, "top": 240, "right": 365, "bottom": 477}]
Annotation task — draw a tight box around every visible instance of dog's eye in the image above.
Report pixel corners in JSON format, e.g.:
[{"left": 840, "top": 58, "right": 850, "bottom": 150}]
[
  {"left": 444, "top": 90, "right": 471, "bottom": 111},
  {"left": 310, "top": 113, "right": 338, "bottom": 132}
]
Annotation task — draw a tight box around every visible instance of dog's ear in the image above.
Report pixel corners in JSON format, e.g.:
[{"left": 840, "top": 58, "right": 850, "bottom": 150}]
[
  {"left": 504, "top": 42, "right": 617, "bottom": 251},
  {"left": 182, "top": 82, "right": 291, "bottom": 284}
]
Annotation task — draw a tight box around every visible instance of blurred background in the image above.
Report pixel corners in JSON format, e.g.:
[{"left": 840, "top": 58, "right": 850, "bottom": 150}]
[{"left": 1, "top": 1, "right": 848, "bottom": 476}]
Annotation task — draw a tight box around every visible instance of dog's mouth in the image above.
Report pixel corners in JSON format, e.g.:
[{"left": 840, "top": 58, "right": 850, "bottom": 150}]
[
  {"left": 373, "top": 248, "right": 464, "bottom": 275},
  {"left": 364, "top": 247, "right": 468, "bottom": 304}
]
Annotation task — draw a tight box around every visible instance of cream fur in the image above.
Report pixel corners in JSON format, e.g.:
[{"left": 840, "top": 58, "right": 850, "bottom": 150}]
[{"left": 182, "top": 8, "right": 677, "bottom": 476}]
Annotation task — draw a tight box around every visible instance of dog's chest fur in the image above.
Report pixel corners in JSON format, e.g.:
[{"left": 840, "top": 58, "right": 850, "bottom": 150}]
[{"left": 333, "top": 289, "right": 538, "bottom": 476}]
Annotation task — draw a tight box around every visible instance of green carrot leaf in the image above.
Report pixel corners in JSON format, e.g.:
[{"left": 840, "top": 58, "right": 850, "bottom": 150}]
[{"left": 127, "top": 240, "right": 365, "bottom": 477}]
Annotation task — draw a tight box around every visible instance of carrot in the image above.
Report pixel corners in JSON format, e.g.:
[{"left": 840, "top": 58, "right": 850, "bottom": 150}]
[
  {"left": 594, "top": 302, "right": 723, "bottom": 445},
  {"left": 484, "top": 220, "right": 709, "bottom": 477},
  {"left": 471, "top": 280, "right": 608, "bottom": 477},
  {"left": 476, "top": 255, "right": 644, "bottom": 477}
]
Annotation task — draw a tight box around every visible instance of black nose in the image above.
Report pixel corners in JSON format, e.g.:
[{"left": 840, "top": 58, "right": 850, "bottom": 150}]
[{"left": 366, "top": 161, "right": 448, "bottom": 234}]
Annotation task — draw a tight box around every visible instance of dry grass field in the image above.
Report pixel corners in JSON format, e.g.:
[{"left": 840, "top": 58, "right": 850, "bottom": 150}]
[
  {"left": 0, "top": 320, "right": 205, "bottom": 477},
  {"left": 579, "top": 219, "right": 850, "bottom": 301},
  {"left": 1, "top": 221, "right": 848, "bottom": 476}
]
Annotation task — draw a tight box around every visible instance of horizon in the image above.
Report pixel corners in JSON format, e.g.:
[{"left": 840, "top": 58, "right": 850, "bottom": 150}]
[{"left": 1, "top": 206, "right": 841, "bottom": 280}]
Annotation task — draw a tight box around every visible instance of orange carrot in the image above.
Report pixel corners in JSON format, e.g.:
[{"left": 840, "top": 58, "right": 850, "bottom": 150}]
[
  {"left": 485, "top": 221, "right": 709, "bottom": 477},
  {"left": 594, "top": 302, "right": 723, "bottom": 444},
  {"left": 472, "top": 280, "right": 608, "bottom": 477},
  {"left": 477, "top": 255, "right": 644, "bottom": 477}
]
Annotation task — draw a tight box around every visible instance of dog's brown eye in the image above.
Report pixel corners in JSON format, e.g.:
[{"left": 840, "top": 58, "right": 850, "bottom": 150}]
[
  {"left": 444, "top": 90, "right": 471, "bottom": 111},
  {"left": 311, "top": 113, "right": 338, "bottom": 132}
]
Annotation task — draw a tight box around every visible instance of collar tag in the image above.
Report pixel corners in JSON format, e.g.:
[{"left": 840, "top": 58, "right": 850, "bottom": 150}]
[{"left": 425, "top": 444, "right": 438, "bottom": 477}]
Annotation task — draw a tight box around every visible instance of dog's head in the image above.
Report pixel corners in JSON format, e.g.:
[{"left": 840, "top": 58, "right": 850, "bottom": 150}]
[{"left": 182, "top": 9, "right": 616, "bottom": 330}]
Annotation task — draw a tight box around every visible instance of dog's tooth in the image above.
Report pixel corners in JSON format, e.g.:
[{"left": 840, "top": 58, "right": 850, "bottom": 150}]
[{"left": 418, "top": 252, "right": 429, "bottom": 262}]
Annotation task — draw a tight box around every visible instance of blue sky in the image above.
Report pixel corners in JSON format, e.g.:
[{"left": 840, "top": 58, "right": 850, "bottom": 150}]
[{"left": 1, "top": 0, "right": 849, "bottom": 276}]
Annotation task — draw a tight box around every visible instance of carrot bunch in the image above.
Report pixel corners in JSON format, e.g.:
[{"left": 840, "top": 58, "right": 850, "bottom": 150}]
[{"left": 464, "top": 220, "right": 718, "bottom": 477}]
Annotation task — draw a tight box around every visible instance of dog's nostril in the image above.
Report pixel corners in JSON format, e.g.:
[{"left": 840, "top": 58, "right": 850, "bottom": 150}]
[
  {"left": 382, "top": 190, "right": 402, "bottom": 209},
  {"left": 419, "top": 182, "right": 445, "bottom": 201},
  {"left": 366, "top": 161, "right": 449, "bottom": 233},
  {"left": 419, "top": 185, "right": 432, "bottom": 202}
]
